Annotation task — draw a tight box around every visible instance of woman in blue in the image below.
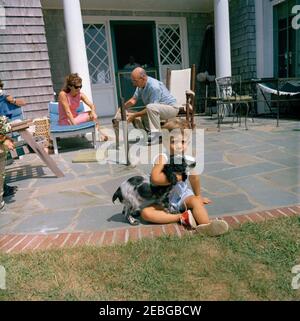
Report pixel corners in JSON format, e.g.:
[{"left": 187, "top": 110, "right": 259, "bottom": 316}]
[
  {"left": 0, "top": 79, "right": 26, "bottom": 120},
  {"left": 0, "top": 79, "right": 26, "bottom": 198}
]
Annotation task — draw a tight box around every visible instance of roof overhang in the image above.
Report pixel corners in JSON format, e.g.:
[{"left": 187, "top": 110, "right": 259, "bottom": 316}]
[{"left": 41, "top": 0, "right": 214, "bottom": 13}]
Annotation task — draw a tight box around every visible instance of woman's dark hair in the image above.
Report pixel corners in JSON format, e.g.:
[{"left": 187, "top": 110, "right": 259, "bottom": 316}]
[
  {"left": 62, "top": 73, "right": 82, "bottom": 93},
  {"left": 0, "top": 79, "right": 3, "bottom": 89}
]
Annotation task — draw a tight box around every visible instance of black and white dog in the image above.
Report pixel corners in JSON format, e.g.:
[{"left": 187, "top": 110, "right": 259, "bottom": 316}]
[{"left": 112, "top": 155, "right": 196, "bottom": 225}]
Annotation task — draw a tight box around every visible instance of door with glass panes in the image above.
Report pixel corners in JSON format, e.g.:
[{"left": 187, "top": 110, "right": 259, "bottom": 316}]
[
  {"left": 83, "top": 22, "right": 117, "bottom": 117},
  {"left": 274, "top": 0, "right": 300, "bottom": 77}
]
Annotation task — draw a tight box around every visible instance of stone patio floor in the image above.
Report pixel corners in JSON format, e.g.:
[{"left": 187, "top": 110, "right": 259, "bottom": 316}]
[{"left": 0, "top": 116, "right": 299, "bottom": 252}]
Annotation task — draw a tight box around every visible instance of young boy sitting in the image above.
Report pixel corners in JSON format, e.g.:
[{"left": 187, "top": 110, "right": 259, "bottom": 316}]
[{"left": 140, "top": 119, "right": 229, "bottom": 236}]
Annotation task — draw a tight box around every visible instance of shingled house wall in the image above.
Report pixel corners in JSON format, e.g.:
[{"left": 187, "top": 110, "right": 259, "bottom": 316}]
[{"left": 0, "top": 0, "right": 54, "bottom": 118}]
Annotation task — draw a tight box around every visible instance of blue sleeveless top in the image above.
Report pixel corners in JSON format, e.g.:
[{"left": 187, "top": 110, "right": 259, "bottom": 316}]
[{"left": 0, "top": 94, "right": 22, "bottom": 120}]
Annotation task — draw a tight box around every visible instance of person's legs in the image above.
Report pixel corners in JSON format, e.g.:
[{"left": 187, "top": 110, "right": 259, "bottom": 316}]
[
  {"left": 112, "top": 108, "right": 148, "bottom": 148},
  {"left": 146, "top": 104, "right": 179, "bottom": 132},
  {"left": 183, "top": 195, "right": 210, "bottom": 225},
  {"left": 140, "top": 114, "right": 150, "bottom": 133},
  {"left": 0, "top": 150, "right": 6, "bottom": 209},
  {"left": 112, "top": 108, "right": 122, "bottom": 148},
  {"left": 73, "top": 112, "right": 91, "bottom": 124},
  {"left": 76, "top": 112, "right": 108, "bottom": 141},
  {"left": 183, "top": 195, "right": 229, "bottom": 236}
]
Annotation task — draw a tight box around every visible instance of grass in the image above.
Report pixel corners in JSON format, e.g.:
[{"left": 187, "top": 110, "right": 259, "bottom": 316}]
[{"left": 0, "top": 216, "right": 300, "bottom": 301}]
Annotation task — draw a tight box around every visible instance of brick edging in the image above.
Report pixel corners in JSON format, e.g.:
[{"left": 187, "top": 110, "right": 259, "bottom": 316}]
[{"left": 0, "top": 205, "right": 299, "bottom": 254}]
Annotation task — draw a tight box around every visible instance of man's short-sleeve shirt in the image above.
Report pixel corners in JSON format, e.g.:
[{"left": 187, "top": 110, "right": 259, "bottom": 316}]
[{"left": 133, "top": 76, "right": 177, "bottom": 107}]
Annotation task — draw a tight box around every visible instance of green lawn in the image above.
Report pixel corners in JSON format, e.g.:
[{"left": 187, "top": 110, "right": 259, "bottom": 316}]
[{"left": 0, "top": 217, "right": 300, "bottom": 301}]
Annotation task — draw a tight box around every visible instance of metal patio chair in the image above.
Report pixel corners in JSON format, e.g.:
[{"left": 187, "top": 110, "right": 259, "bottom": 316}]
[{"left": 215, "top": 75, "right": 253, "bottom": 131}]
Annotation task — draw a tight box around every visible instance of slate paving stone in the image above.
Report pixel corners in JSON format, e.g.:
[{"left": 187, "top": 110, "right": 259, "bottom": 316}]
[
  {"left": 200, "top": 175, "right": 239, "bottom": 195},
  {"left": 10, "top": 209, "right": 77, "bottom": 234},
  {"left": 264, "top": 138, "right": 299, "bottom": 152},
  {"left": 260, "top": 167, "right": 300, "bottom": 187},
  {"left": 31, "top": 172, "right": 77, "bottom": 187},
  {"left": 0, "top": 212, "right": 19, "bottom": 230},
  {"left": 233, "top": 176, "right": 299, "bottom": 207},
  {"left": 7, "top": 198, "right": 44, "bottom": 215},
  {"left": 76, "top": 205, "right": 129, "bottom": 231},
  {"left": 209, "top": 162, "right": 284, "bottom": 180},
  {"left": 85, "top": 184, "right": 108, "bottom": 196},
  {"left": 203, "top": 193, "right": 256, "bottom": 217},
  {"left": 239, "top": 143, "right": 279, "bottom": 155},
  {"left": 37, "top": 190, "right": 101, "bottom": 210},
  {"left": 289, "top": 186, "right": 300, "bottom": 195},
  {"left": 205, "top": 143, "right": 239, "bottom": 152},
  {"left": 68, "top": 162, "right": 89, "bottom": 172},
  {"left": 222, "top": 134, "right": 261, "bottom": 147},
  {"left": 224, "top": 153, "right": 261, "bottom": 166},
  {"left": 203, "top": 162, "right": 235, "bottom": 174},
  {"left": 248, "top": 130, "right": 284, "bottom": 140},
  {"left": 257, "top": 150, "right": 300, "bottom": 167},
  {"left": 204, "top": 151, "right": 224, "bottom": 163},
  {"left": 85, "top": 163, "right": 111, "bottom": 172}
]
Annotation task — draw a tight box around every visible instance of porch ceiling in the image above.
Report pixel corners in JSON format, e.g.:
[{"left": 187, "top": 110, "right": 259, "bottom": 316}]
[{"left": 41, "top": 0, "right": 214, "bottom": 13}]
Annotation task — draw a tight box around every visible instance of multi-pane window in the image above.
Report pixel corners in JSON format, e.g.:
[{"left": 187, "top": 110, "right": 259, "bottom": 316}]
[
  {"left": 158, "top": 24, "right": 182, "bottom": 65},
  {"left": 84, "top": 24, "right": 111, "bottom": 84}
]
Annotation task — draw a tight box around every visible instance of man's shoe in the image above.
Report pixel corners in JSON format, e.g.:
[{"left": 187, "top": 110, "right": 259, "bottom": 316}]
[
  {"left": 3, "top": 184, "right": 17, "bottom": 197},
  {"left": 195, "top": 219, "right": 229, "bottom": 236}
]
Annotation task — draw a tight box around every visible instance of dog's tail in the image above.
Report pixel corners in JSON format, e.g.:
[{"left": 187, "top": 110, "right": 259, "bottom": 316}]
[{"left": 112, "top": 187, "right": 123, "bottom": 203}]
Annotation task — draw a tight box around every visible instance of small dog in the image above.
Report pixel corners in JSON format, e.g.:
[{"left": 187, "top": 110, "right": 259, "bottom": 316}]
[{"left": 112, "top": 155, "right": 196, "bottom": 225}]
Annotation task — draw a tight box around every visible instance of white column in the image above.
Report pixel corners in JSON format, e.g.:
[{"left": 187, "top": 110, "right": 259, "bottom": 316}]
[
  {"left": 63, "top": 0, "right": 93, "bottom": 108},
  {"left": 214, "top": 0, "right": 232, "bottom": 78}
]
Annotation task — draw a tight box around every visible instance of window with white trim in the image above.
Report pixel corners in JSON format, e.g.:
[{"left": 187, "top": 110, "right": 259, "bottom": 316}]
[{"left": 84, "top": 24, "right": 111, "bottom": 84}]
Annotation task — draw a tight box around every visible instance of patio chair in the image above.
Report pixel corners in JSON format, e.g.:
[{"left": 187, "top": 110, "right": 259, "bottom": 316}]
[
  {"left": 215, "top": 76, "right": 253, "bottom": 131},
  {"left": 48, "top": 102, "right": 97, "bottom": 154},
  {"left": 166, "top": 64, "right": 196, "bottom": 128}
]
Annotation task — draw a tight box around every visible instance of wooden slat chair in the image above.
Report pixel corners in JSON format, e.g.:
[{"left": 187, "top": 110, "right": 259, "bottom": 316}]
[
  {"left": 49, "top": 102, "right": 97, "bottom": 154},
  {"left": 166, "top": 64, "right": 196, "bottom": 129}
]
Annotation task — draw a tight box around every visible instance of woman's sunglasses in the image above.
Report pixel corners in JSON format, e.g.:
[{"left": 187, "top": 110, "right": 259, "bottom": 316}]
[{"left": 72, "top": 84, "right": 82, "bottom": 89}]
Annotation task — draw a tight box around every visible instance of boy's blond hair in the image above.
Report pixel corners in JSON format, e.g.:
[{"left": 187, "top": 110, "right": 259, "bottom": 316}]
[
  {"left": 161, "top": 119, "right": 192, "bottom": 148},
  {"left": 161, "top": 118, "right": 191, "bottom": 133}
]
